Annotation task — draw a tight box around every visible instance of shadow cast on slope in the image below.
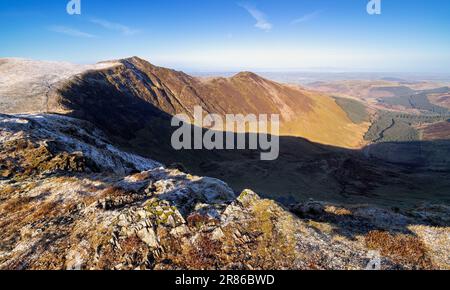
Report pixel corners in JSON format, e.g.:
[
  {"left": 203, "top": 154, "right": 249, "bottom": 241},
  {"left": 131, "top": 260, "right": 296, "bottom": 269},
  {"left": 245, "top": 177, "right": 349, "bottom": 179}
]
[{"left": 58, "top": 69, "right": 450, "bottom": 210}]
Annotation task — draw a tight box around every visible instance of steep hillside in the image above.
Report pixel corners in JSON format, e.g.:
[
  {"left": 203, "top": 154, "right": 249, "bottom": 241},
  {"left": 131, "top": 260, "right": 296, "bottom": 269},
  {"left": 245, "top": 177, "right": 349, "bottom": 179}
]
[{"left": 0, "top": 113, "right": 448, "bottom": 270}]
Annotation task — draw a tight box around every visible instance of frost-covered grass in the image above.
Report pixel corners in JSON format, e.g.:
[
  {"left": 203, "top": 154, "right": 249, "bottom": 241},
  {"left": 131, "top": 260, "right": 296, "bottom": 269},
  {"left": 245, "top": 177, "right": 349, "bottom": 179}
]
[{"left": 0, "top": 113, "right": 161, "bottom": 175}]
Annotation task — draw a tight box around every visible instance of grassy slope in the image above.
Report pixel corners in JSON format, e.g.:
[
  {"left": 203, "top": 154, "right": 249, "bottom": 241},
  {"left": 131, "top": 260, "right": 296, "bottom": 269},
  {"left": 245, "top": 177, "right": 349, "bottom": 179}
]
[{"left": 280, "top": 90, "right": 370, "bottom": 148}]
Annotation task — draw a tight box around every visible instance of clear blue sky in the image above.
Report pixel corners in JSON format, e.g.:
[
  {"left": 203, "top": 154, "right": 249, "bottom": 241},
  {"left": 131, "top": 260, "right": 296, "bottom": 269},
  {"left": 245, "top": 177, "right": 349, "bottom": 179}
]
[{"left": 1, "top": 0, "right": 450, "bottom": 72}]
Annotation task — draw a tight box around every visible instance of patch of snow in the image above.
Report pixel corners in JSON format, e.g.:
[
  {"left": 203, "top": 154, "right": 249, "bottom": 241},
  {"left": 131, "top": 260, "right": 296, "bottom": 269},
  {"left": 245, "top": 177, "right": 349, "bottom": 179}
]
[{"left": 0, "top": 58, "right": 120, "bottom": 114}]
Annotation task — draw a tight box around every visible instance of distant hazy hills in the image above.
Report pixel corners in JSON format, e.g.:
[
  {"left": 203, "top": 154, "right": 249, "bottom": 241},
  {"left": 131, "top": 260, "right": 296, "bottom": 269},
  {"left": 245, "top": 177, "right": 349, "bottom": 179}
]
[{"left": 307, "top": 79, "right": 450, "bottom": 143}]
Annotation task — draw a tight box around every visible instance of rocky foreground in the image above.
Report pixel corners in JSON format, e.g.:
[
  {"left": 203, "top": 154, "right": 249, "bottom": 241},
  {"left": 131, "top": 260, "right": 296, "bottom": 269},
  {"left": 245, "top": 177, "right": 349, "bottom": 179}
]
[{"left": 0, "top": 114, "right": 448, "bottom": 270}]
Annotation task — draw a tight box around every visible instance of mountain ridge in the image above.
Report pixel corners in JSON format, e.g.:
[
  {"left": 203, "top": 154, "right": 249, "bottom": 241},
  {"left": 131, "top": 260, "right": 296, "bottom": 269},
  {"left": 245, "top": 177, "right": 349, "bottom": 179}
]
[{"left": 0, "top": 56, "right": 369, "bottom": 148}]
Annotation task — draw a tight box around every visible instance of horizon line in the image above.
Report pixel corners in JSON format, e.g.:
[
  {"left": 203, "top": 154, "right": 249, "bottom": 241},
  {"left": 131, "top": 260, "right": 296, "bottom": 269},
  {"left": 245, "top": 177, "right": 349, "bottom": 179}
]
[{"left": 2, "top": 55, "right": 450, "bottom": 76}]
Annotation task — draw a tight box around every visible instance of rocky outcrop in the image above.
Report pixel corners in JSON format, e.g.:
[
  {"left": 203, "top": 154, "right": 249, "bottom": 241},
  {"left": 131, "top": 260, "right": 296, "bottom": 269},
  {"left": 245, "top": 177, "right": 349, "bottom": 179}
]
[
  {"left": 0, "top": 114, "right": 448, "bottom": 270},
  {"left": 0, "top": 114, "right": 160, "bottom": 177}
]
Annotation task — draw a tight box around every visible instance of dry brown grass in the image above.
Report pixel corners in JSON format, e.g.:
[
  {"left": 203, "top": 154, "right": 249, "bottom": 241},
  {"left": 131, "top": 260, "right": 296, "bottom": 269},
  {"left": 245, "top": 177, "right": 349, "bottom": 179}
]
[
  {"left": 0, "top": 185, "right": 18, "bottom": 197},
  {"left": 2, "top": 196, "right": 34, "bottom": 212},
  {"left": 308, "top": 220, "right": 334, "bottom": 234},
  {"left": 187, "top": 234, "right": 222, "bottom": 269},
  {"left": 324, "top": 205, "right": 352, "bottom": 216},
  {"left": 102, "top": 186, "right": 129, "bottom": 198},
  {"left": 365, "top": 231, "right": 434, "bottom": 269},
  {"left": 83, "top": 186, "right": 129, "bottom": 206},
  {"left": 1, "top": 138, "right": 87, "bottom": 182},
  {"left": 30, "top": 201, "right": 64, "bottom": 220},
  {"left": 97, "top": 235, "right": 150, "bottom": 270},
  {"left": 187, "top": 213, "right": 214, "bottom": 228},
  {"left": 129, "top": 171, "right": 151, "bottom": 182},
  {"left": 156, "top": 226, "right": 225, "bottom": 270}
]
